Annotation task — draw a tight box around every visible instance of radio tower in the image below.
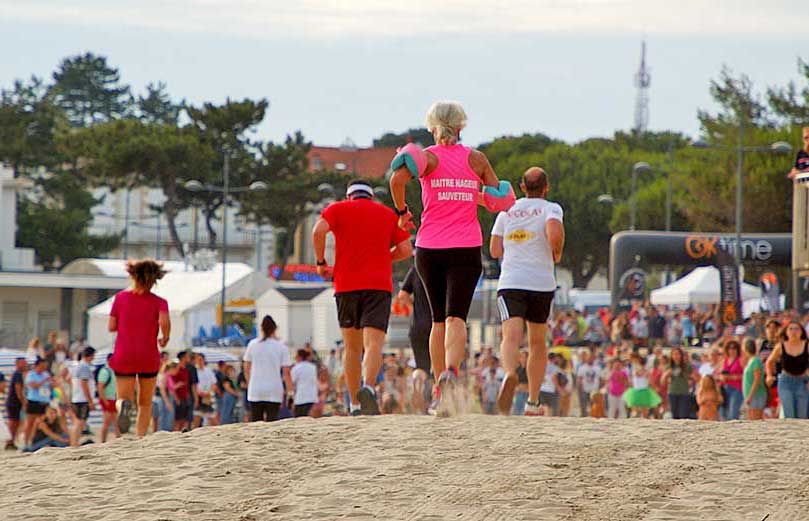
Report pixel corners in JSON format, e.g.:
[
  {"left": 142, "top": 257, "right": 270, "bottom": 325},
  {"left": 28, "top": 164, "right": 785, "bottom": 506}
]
[{"left": 634, "top": 40, "right": 651, "bottom": 134}]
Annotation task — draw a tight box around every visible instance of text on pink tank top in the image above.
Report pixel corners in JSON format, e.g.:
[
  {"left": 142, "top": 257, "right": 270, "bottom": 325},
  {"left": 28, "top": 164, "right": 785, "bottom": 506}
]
[{"left": 416, "top": 144, "right": 482, "bottom": 249}]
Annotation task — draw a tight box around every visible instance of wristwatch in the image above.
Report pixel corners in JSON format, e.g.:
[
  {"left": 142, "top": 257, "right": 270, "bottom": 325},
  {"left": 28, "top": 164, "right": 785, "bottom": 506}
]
[
  {"left": 394, "top": 205, "right": 409, "bottom": 217},
  {"left": 316, "top": 259, "right": 327, "bottom": 266}
]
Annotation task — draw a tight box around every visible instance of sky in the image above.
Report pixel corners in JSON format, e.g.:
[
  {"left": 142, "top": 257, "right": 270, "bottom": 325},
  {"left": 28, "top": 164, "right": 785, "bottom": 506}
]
[{"left": 1, "top": 0, "right": 808, "bottom": 147}]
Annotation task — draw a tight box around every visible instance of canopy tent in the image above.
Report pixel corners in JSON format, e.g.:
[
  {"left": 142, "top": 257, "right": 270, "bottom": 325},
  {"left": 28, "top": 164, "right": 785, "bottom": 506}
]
[
  {"left": 87, "top": 262, "right": 270, "bottom": 350},
  {"left": 650, "top": 266, "right": 762, "bottom": 306}
]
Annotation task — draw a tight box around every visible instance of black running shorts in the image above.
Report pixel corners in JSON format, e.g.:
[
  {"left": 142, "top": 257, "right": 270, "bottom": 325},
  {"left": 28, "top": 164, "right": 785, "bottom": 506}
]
[
  {"left": 73, "top": 402, "right": 91, "bottom": 421},
  {"left": 335, "top": 290, "right": 392, "bottom": 331},
  {"left": 415, "top": 246, "right": 482, "bottom": 323},
  {"left": 497, "top": 289, "right": 554, "bottom": 324}
]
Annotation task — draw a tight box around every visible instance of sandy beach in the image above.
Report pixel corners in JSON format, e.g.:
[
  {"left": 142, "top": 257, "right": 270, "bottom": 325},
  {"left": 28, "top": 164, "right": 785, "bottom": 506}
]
[{"left": 1, "top": 416, "right": 807, "bottom": 521}]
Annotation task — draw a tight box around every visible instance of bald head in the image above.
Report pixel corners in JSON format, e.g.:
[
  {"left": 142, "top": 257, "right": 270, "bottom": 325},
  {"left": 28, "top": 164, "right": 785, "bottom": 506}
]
[{"left": 521, "top": 167, "right": 548, "bottom": 197}]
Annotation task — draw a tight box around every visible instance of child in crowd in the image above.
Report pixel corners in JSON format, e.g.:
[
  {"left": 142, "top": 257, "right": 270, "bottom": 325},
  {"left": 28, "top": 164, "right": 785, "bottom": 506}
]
[
  {"left": 697, "top": 375, "right": 723, "bottom": 421},
  {"left": 622, "top": 355, "right": 662, "bottom": 418},
  {"left": 607, "top": 359, "right": 629, "bottom": 419}
]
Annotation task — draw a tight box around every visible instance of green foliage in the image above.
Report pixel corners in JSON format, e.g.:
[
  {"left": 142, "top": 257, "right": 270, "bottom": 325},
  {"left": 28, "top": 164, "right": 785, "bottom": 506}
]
[
  {"left": 373, "top": 128, "right": 433, "bottom": 147},
  {"left": 0, "top": 77, "right": 63, "bottom": 175},
  {"left": 183, "top": 98, "right": 269, "bottom": 248},
  {"left": 17, "top": 173, "right": 119, "bottom": 269},
  {"left": 138, "top": 82, "right": 182, "bottom": 125},
  {"left": 239, "top": 132, "right": 343, "bottom": 274},
  {"left": 64, "top": 118, "right": 216, "bottom": 256},
  {"left": 50, "top": 52, "right": 132, "bottom": 127}
]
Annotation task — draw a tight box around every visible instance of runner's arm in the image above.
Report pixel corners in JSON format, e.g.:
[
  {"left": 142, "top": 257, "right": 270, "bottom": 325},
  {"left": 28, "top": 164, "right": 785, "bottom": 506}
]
[
  {"left": 469, "top": 149, "right": 499, "bottom": 188},
  {"left": 390, "top": 239, "right": 413, "bottom": 262},
  {"left": 244, "top": 362, "right": 251, "bottom": 385},
  {"left": 158, "top": 311, "right": 170, "bottom": 348},
  {"left": 489, "top": 234, "right": 504, "bottom": 259},
  {"left": 546, "top": 219, "right": 565, "bottom": 263},
  {"left": 389, "top": 167, "right": 412, "bottom": 214},
  {"left": 108, "top": 316, "right": 117, "bottom": 332},
  {"left": 312, "top": 218, "right": 330, "bottom": 263}
]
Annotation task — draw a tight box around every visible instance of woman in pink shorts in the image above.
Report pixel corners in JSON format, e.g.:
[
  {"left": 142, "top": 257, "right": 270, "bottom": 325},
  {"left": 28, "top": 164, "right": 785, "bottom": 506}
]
[{"left": 108, "top": 259, "right": 170, "bottom": 436}]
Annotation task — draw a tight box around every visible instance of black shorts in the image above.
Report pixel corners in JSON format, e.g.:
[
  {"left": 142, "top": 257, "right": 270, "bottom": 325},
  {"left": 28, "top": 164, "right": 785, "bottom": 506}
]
[
  {"left": 335, "top": 290, "right": 392, "bottom": 331},
  {"left": 250, "top": 401, "right": 281, "bottom": 422},
  {"left": 5, "top": 401, "right": 21, "bottom": 421},
  {"left": 115, "top": 371, "right": 158, "bottom": 378},
  {"left": 73, "top": 403, "right": 90, "bottom": 421},
  {"left": 174, "top": 400, "right": 191, "bottom": 421},
  {"left": 497, "top": 289, "right": 554, "bottom": 324},
  {"left": 415, "top": 247, "right": 482, "bottom": 322},
  {"left": 26, "top": 401, "right": 47, "bottom": 416}
]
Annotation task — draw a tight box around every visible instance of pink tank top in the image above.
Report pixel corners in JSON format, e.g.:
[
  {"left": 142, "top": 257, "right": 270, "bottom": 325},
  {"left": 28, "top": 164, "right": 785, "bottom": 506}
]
[{"left": 416, "top": 144, "right": 482, "bottom": 249}]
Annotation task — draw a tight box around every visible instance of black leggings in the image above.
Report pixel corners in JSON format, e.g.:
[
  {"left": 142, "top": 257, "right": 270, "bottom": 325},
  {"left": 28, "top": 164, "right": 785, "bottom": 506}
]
[
  {"left": 250, "top": 401, "right": 280, "bottom": 422},
  {"left": 415, "top": 246, "right": 482, "bottom": 323},
  {"left": 409, "top": 328, "right": 431, "bottom": 373}
]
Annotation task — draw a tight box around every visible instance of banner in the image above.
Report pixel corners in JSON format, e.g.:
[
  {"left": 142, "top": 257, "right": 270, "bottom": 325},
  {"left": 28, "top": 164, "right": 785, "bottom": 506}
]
[
  {"left": 759, "top": 272, "right": 780, "bottom": 313},
  {"left": 716, "top": 245, "right": 743, "bottom": 325}
]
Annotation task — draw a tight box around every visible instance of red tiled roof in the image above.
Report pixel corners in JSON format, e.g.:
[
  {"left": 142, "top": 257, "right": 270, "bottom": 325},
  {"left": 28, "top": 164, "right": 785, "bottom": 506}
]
[{"left": 307, "top": 146, "right": 398, "bottom": 179}]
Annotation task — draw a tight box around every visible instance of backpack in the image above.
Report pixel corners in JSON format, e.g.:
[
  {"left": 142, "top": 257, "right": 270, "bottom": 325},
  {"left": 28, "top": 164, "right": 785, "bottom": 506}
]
[{"left": 94, "top": 365, "right": 111, "bottom": 398}]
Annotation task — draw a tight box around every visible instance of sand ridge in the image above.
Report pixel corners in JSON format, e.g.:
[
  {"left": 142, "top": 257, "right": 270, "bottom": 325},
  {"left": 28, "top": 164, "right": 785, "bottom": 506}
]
[{"left": 1, "top": 416, "right": 808, "bottom": 521}]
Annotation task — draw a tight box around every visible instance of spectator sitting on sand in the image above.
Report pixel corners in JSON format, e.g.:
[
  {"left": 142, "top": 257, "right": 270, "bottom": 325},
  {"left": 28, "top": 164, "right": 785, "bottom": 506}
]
[{"left": 23, "top": 404, "right": 69, "bottom": 452}]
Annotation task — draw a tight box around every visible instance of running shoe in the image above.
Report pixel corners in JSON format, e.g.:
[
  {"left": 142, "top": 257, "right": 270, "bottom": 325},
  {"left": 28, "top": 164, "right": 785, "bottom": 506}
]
[
  {"left": 496, "top": 372, "right": 518, "bottom": 415},
  {"left": 429, "top": 369, "right": 458, "bottom": 417},
  {"left": 357, "top": 386, "right": 380, "bottom": 415},
  {"left": 524, "top": 401, "right": 543, "bottom": 417},
  {"left": 117, "top": 399, "right": 132, "bottom": 433}
]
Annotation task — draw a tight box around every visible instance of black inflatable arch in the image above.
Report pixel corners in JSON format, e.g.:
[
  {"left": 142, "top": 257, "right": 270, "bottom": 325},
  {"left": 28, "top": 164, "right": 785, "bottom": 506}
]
[{"left": 609, "top": 231, "right": 792, "bottom": 308}]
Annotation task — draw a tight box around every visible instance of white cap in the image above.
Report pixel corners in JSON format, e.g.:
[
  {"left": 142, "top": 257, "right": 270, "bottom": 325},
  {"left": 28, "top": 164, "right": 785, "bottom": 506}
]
[{"left": 346, "top": 183, "right": 374, "bottom": 197}]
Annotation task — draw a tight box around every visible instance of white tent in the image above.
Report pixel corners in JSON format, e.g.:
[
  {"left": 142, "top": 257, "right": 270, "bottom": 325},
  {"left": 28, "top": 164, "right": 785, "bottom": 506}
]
[
  {"left": 255, "top": 284, "right": 338, "bottom": 351},
  {"left": 650, "top": 266, "right": 762, "bottom": 306},
  {"left": 87, "top": 262, "right": 270, "bottom": 349}
]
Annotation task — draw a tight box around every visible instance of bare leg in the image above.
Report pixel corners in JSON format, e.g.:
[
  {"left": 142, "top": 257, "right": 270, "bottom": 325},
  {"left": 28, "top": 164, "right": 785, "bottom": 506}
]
[
  {"left": 341, "top": 328, "right": 364, "bottom": 406},
  {"left": 135, "top": 377, "right": 157, "bottom": 437},
  {"left": 429, "top": 322, "right": 446, "bottom": 378},
  {"left": 500, "top": 318, "right": 525, "bottom": 375},
  {"left": 444, "top": 317, "right": 467, "bottom": 371},
  {"left": 362, "top": 327, "right": 385, "bottom": 389},
  {"left": 526, "top": 322, "right": 548, "bottom": 403}
]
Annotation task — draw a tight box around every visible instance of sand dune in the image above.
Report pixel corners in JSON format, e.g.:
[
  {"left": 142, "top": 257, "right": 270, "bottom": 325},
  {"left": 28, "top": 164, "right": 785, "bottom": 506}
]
[{"left": 1, "top": 416, "right": 807, "bottom": 521}]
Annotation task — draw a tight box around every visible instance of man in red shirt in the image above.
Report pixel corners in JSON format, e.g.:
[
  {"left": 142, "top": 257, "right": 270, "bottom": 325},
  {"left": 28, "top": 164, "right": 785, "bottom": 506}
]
[{"left": 312, "top": 180, "right": 412, "bottom": 415}]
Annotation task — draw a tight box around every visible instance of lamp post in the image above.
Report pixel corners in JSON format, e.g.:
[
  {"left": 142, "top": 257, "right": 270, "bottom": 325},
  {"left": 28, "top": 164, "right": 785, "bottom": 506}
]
[
  {"left": 184, "top": 156, "right": 268, "bottom": 339},
  {"left": 692, "top": 137, "right": 792, "bottom": 264}
]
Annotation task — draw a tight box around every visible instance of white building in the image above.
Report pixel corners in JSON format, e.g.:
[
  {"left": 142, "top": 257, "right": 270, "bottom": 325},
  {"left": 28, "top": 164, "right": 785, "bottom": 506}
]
[
  {"left": 88, "top": 186, "right": 276, "bottom": 276},
  {"left": 0, "top": 167, "right": 36, "bottom": 271}
]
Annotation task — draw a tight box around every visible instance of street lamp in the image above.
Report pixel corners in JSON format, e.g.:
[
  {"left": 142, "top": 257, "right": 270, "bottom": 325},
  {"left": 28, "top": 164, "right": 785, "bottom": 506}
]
[
  {"left": 691, "top": 137, "right": 792, "bottom": 264},
  {"left": 596, "top": 194, "right": 615, "bottom": 205},
  {"left": 630, "top": 162, "right": 651, "bottom": 231},
  {"left": 184, "top": 154, "right": 268, "bottom": 339}
]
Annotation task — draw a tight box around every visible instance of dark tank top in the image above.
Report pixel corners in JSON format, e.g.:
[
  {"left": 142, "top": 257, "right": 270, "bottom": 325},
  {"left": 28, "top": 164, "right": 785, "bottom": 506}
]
[{"left": 781, "top": 341, "right": 809, "bottom": 376}]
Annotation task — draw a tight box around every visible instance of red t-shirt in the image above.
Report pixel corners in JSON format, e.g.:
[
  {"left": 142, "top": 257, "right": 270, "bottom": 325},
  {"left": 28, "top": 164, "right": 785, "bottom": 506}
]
[
  {"left": 322, "top": 198, "right": 410, "bottom": 293},
  {"left": 109, "top": 290, "right": 168, "bottom": 374},
  {"left": 169, "top": 367, "right": 190, "bottom": 401}
]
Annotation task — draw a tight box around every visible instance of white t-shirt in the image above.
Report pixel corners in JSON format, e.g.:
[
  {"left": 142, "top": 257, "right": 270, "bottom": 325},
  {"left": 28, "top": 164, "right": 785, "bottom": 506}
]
[
  {"left": 197, "top": 367, "right": 217, "bottom": 394},
  {"left": 492, "top": 197, "right": 563, "bottom": 292},
  {"left": 576, "top": 362, "right": 600, "bottom": 393},
  {"left": 243, "top": 337, "right": 292, "bottom": 403},
  {"left": 541, "top": 362, "right": 561, "bottom": 393},
  {"left": 71, "top": 361, "right": 95, "bottom": 404},
  {"left": 291, "top": 361, "right": 319, "bottom": 405}
]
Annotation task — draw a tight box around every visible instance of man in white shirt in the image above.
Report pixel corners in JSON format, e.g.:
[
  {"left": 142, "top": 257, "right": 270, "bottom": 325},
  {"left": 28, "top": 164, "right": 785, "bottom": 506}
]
[
  {"left": 575, "top": 350, "right": 601, "bottom": 417},
  {"left": 70, "top": 347, "right": 96, "bottom": 447},
  {"left": 291, "top": 349, "right": 319, "bottom": 417},
  {"left": 193, "top": 353, "right": 219, "bottom": 428},
  {"left": 490, "top": 167, "right": 565, "bottom": 416}
]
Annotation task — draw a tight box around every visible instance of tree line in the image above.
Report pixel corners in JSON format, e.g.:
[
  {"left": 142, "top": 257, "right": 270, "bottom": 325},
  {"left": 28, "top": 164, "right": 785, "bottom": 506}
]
[{"left": 1, "top": 53, "right": 808, "bottom": 286}]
